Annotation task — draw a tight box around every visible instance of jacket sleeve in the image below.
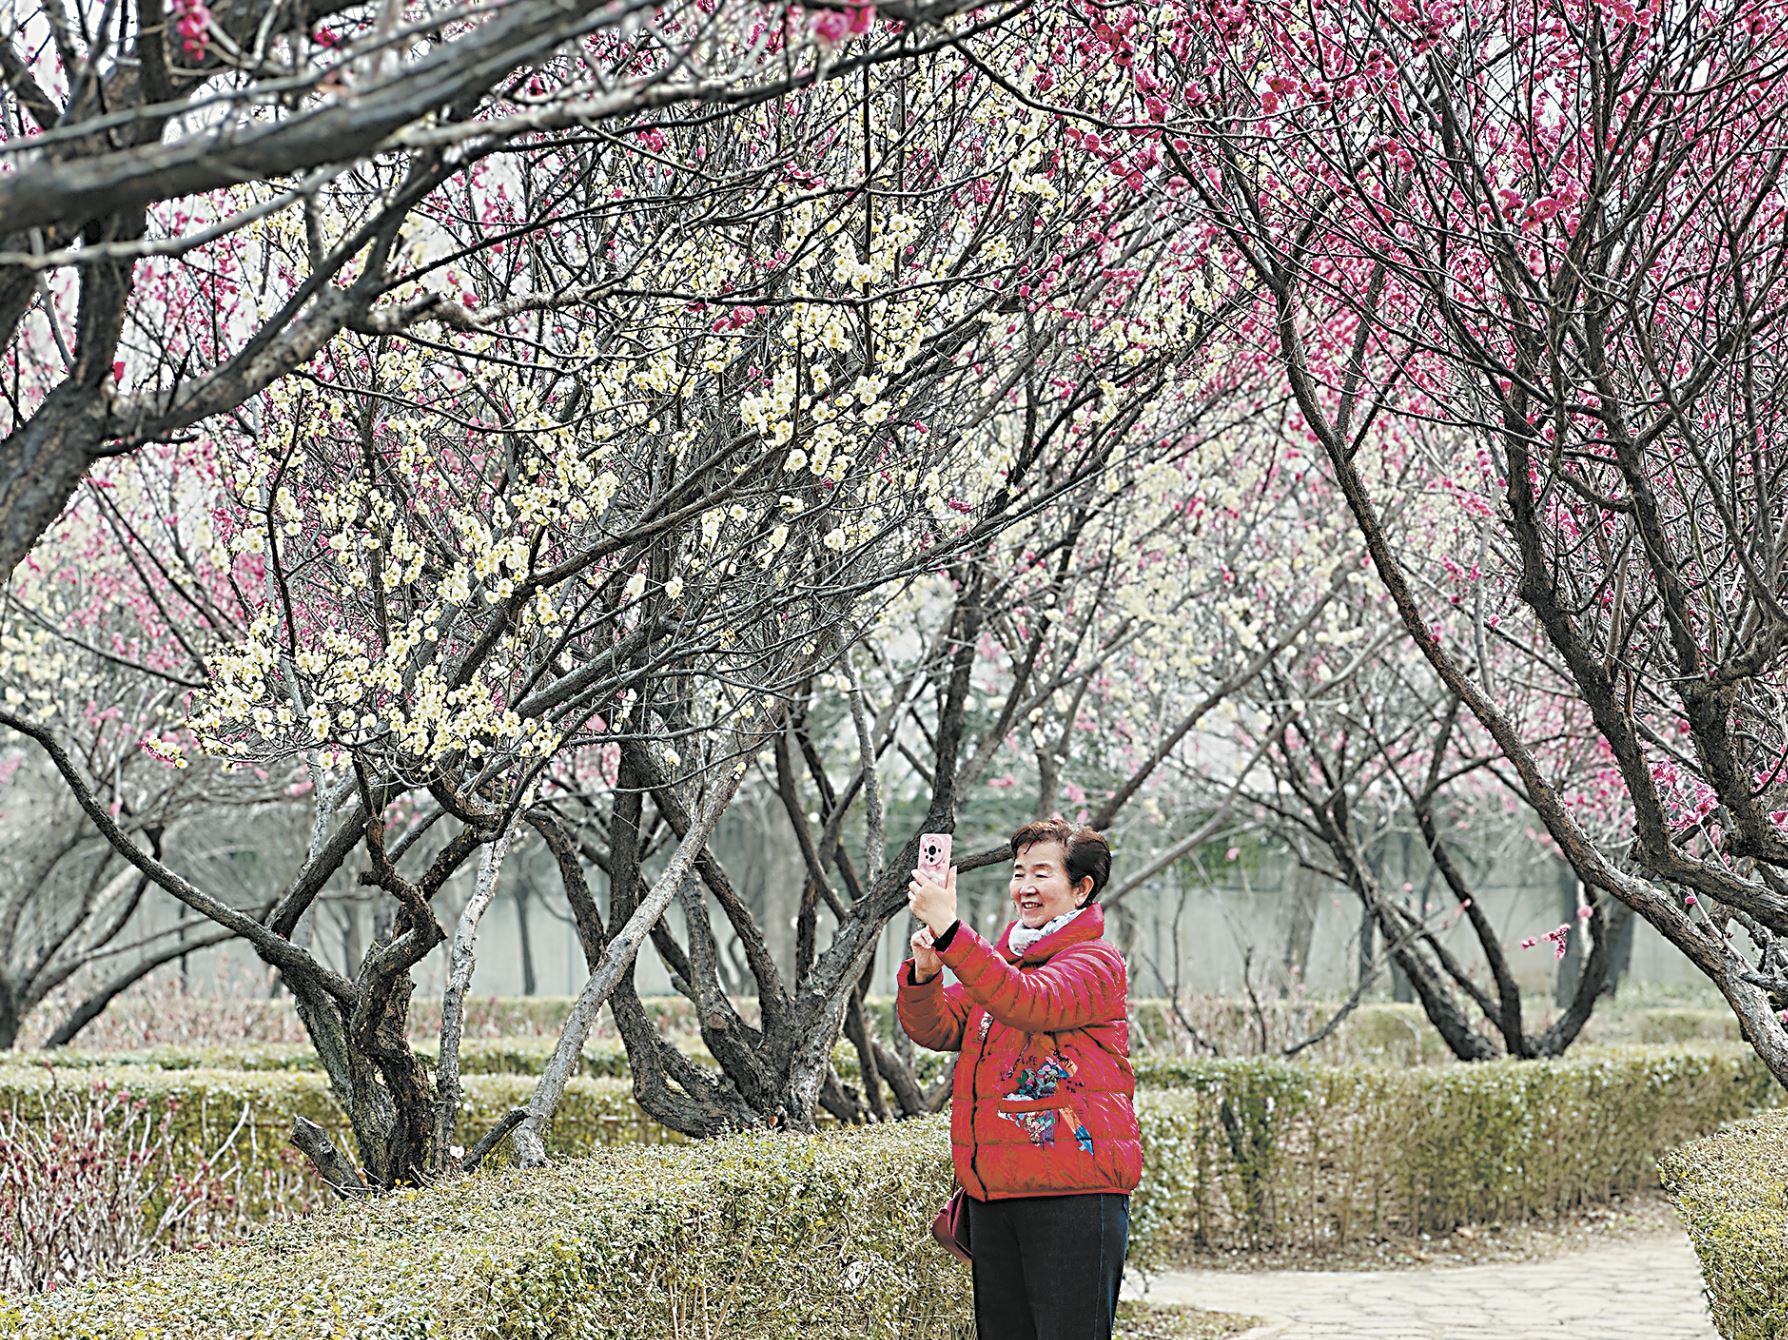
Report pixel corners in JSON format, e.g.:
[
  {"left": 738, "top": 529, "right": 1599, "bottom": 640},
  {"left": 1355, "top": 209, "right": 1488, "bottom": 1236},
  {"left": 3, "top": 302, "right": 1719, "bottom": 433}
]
[
  {"left": 938, "top": 924, "right": 1125, "bottom": 1032},
  {"left": 896, "top": 957, "right": 972, "bottom": 1052}
]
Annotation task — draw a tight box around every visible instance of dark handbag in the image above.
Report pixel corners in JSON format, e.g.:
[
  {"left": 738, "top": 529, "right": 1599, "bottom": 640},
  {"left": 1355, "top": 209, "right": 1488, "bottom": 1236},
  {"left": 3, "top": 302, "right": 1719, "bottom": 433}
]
[{"left": 931, "top": 1186, "right": 972, "bottom": 1264}]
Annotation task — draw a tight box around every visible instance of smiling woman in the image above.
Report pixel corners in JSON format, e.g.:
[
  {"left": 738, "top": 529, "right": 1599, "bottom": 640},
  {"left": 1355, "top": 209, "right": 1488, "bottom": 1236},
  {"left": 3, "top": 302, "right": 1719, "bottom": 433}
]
[
  {"left": 900, "top": 818, "right": 1140, "bottom": 1340},
  {"left": 1006, "top": 819, "right": 1113, "bottom": 948}
]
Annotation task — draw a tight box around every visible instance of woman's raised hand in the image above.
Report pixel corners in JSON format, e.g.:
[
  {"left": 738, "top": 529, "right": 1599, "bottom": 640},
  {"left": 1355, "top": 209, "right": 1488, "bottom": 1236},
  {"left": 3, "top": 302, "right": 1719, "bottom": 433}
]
[
  {"left": 910, "top": 926, "right": 943, "bottom": 982},
  {"left": 907, "top": 864, "right": 958, "bottom": 935}
]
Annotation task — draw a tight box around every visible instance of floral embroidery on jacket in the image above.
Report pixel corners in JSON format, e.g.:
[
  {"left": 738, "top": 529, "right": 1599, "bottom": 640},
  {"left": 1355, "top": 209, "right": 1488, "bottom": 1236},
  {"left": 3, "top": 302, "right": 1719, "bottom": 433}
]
[{"left": 997, "top": 1052, "right": 1095, "bottom": 1153}]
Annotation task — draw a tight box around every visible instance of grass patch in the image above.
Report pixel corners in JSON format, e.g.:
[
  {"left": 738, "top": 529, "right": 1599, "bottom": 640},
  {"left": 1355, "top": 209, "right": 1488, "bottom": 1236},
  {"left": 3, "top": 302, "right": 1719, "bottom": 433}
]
[{"left": 1117, "top": 1300, "right": 1260, "bottom": 1339}]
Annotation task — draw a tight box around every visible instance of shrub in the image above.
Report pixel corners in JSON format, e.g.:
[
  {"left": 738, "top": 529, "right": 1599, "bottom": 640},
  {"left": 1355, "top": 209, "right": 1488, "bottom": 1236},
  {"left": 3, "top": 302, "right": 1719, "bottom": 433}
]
[
  {"left": 1127, "top": 1044, "right": 1781, "bottom": 1260},
  {"left": 2, "top": 1122, "right": 974, "bottom": 1340},
  {"left": 1659, "top": 1110, "right": 1788, "bottom": 1340},
  {"left": 0, "top": 1067, "right": 668, "bottom": 1222},
  {"left": 5, "top": 1046, "right": 1770, "bottom": 1339},
  {"left": 17, "top": 986, "right": 712, "bottom": 1050},
  {"left": 1, "top": 1042, "right": 1771, "bottom": 1277},
  {"left": 0, "top": 1078, "right": 292, "bottom": 1295},
  {"left": 11, "top": 1037, "right": 636, "bottom": 1081}
]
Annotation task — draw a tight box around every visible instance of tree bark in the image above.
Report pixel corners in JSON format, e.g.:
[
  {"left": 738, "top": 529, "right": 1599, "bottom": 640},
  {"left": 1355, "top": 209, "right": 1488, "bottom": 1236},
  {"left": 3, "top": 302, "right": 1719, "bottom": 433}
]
[
  {"left": 0, "top": 982, "right": 17, "bottom": 1050},
  {"left": 1279, "top": 864, "right": 1318, "bottom": 997},
  {"left": 1356, "top": 898, "right": 1377, "bottom": 994},
  {"left": 433, "top": 835, "right": 510, "bottom": 1172},
  {"left": 291, "top": 1115, "right": 368, "bottom": 1199},
  {"left": 510, "top": 759, "right": 748, "bottom": 1165},
  {"left": 513, "top": 881, "right": 538, "bottom": 997}
]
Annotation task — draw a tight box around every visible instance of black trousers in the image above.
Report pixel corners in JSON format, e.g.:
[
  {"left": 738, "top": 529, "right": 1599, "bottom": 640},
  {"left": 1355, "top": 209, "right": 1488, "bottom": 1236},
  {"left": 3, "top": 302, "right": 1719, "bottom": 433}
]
[{"left": 965, "top": 1192, "right": 1129, "bottom": 1340}]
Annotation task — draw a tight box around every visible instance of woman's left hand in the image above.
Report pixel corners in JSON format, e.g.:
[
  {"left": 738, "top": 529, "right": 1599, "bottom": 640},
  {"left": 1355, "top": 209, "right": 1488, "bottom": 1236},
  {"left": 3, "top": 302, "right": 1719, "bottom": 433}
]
[{"left": 907, "top": 865, "right": 958, "bottom": 936}]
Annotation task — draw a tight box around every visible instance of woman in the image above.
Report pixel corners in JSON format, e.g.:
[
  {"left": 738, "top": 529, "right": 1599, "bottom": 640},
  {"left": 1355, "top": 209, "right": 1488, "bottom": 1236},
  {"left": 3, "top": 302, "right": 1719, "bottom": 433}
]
[{"left": 898, "top": 818, "right": 1141, "bottom": 1340}]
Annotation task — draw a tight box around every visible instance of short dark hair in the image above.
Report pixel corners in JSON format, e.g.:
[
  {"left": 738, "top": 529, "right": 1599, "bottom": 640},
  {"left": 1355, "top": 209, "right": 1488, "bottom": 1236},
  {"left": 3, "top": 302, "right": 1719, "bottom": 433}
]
[{"left": 1009, "top": 818, "right": 1111, "bottom": 902}]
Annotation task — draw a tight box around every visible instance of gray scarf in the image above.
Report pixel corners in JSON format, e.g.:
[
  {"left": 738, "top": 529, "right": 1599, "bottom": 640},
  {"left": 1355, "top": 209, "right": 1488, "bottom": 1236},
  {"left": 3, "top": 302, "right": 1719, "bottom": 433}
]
[{"left": 1007, "top": 906, "right": 1086, "bottom": 958}]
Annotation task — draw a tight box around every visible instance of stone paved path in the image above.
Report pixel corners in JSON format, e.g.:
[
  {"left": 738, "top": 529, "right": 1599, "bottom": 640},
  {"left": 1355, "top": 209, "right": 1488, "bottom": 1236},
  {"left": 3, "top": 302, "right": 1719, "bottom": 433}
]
[{"left": 1132, "top": 1233, "right": 1715, "bottom": 1339}]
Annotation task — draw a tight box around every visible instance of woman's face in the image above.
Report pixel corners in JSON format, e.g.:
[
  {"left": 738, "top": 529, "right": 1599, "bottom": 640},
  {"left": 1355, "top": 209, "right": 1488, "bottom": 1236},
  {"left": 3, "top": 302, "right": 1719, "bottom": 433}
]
[{"left": 1010, "top": 841, "right": 1091, "bottom": 928}]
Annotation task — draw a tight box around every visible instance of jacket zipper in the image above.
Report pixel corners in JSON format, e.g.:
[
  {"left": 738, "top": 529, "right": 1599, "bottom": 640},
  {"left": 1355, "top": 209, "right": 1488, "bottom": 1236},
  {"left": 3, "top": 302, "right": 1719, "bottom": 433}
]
[{"left": 968, "top": 954, "right": 1021, "bottom": 1196}]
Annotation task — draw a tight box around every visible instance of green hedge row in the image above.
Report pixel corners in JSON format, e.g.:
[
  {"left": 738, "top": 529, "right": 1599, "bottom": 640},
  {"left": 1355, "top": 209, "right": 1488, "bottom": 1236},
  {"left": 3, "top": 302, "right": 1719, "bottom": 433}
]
[
  {"left": 15, "top": 1005, "right": 1744, "bottom": 1090},
  {"left": 2, "top": 1122, "right": 973, "bottom": 1340},
  {"left": 1660, "top": 1111, "right": 1788, "bottom": 1340},
  {"left": 6, "top": 1044, "right": 1777, "bottom": 1339},
  {"left": 0, "top": 1067, "right": 668, "bottom": 1220},
  {"left": 1123, "top": 999, "right": 1744, "bottom": 1065},
  {"left": 1129, "top": 1043, "right": 1779, "bottom": 1254},
  {"left": 25, "top": 991, "right": 1741, "bottom": 1062},
  {"left": 13, "top": 1037, "right": 637, "bottom": 1080},
  {"left": 5, "top": 1043, "right": 1773, "bottom": 1256},
  {"left": 404, "top": 995, "right": 707, "bottom": 1040},
  {"left": 12, "top": 1037, "right": 955, "bottom": 1088}
]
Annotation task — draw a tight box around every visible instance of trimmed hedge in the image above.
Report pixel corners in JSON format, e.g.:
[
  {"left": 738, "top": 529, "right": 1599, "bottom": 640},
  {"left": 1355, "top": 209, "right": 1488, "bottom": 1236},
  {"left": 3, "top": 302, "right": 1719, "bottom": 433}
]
[
  {"left": 16, "top": 1037, "right": 955, "bottom": 1088},
  {"left": 4, "top": 1046, "right": 1776, "bottom": 1339},
  {"left": 405, "top": 994, "right": 707, "bottom": 1040},
  {"left": 20, "top": 993, "right": 713, "bottom": 1051},
  {"left": 21, "top": 996, "right": 1744, "bottom": 1074},
  {"left": 4, "top": 1043, "right": 1773, "bottom": 1259},
  {"left": 29, "top": 999, "right": 1465, "bottom": 1083},
  {"left": 13, "top": 1037, "right": 636, "bottom": 1081},
  {"left": 2, "top": 1122, "right": 974, "bottom": 1340},
  {"left": 1626, "top": 1007, "right": 1743, "bottom": 1046},
  {"left": 1660, "top": 1111, "right": 1788, "bottom": 1339},
  {"left": 1125, "top": 1000, "right": 1746, "bottom": 1066},
  {"left": 1127, "top": 1044, "right": 1781, "bottom": 1256},
  {"left": 0, "top": 1066, "right": 667, "bottom": 1221}
]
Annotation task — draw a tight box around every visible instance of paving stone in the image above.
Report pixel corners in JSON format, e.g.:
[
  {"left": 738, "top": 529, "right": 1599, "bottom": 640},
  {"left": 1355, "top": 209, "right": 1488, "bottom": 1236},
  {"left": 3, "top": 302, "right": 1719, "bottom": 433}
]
[{"left": 1128, "top": 1233, "right": 1715, "bottom": 1340}]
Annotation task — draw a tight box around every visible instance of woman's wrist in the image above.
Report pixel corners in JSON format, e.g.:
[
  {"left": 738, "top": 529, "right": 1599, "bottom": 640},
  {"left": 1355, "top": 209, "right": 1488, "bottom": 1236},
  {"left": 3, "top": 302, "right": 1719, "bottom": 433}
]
[{"left": 932, "top": 919, "right": 961, "bottom": 952}]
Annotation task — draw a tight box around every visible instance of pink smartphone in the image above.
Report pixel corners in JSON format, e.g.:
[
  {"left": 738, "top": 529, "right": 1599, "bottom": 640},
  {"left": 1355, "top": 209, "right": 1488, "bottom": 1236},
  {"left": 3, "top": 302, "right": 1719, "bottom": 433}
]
[{"left": 916, "top": 832, "right": 952, "bottom": 883}]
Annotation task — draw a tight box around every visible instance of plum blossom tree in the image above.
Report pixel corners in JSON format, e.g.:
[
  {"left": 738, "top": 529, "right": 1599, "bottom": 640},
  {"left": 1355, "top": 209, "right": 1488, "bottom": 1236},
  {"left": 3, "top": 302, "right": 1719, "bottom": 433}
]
[
  {"left": 0, "top": 754, "right": 255, "bottom": 1051},
  {"left": 1230, "top": 584, "right": 1625, "bottom": 1061},
  {"left": 1149, "top": 0, "right": 1788, "bottom": 1080},
  {"left": 0, "top": 0, "right": 1007, "bottom": 581},
  {"left": 0, "top": 451, "right": 305, "bottom": 1049},
  {"left": 484, "top": 5, "right": 1334, "bottom": 1137},
  {"left": 0, "top": 6, "right": 1274, "bottom": 1185},
  {"left": 576, "top": 391, "right": 1342, "bottom": 1133}
]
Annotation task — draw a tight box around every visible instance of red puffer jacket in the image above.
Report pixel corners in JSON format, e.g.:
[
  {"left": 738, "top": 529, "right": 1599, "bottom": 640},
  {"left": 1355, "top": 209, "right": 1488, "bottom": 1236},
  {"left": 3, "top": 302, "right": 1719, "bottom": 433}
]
[{"left": 897, "top": 903, "right": 1141, "bottom": 1202}]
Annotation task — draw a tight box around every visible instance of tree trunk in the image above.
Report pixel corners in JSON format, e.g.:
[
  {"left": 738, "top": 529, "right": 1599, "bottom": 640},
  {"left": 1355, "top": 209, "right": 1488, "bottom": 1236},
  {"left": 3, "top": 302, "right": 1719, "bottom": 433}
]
[
  {"left": 1532, "top": 896, "right": 1622, "bottom": 1055},
  {"left": 511, "top": 761, "right": 748, "bottom": 1164},
  {"left": 341, "top": 899, "right": 365, "bottom": 980},
  {"left": 1279, "top": 865, "right": 1318, "bottom": 997},
  {"left": 434, "top": 836, "right": 510, "bottom": 1172},
  {"left": 1389, "top": 939, "right": 1415, "bottom": 1003},
  {"left": 1357, "top": 899, "right": 1376, "bottom": 991},
  {"left": 1603, "top": 900, "right": 1637, "bottom": 998},
  {"left": 1344, "top": 840, "right": 1496, "bottom": 1061},
  {"left": 1554, "top": 861, "right": 1584, "bottom": 1008},
  {"left": 514, "top": 881, "right": 538, "bottom": 997},
  {"left": 280, "top": 882, "right": 444, "bottom": 1196},
  {"left": 0, "top": 983, "right": 18, "bottom": 1050}
]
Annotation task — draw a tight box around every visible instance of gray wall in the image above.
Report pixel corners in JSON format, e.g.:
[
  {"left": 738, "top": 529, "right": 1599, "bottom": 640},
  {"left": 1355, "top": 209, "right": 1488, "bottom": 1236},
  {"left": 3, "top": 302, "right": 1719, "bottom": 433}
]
[{"left": 111, "top": 828, "right": 1704, "bottom": 1010}]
